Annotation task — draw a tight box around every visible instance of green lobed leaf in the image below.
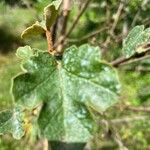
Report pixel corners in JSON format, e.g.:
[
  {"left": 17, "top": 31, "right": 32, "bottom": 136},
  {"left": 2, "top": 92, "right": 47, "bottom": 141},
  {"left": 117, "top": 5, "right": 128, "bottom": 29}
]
[
  {"left": 12, "top": 44, "right": 120, "bottom": 142},
  {"left": 123, "top": 25, "right": 150, "bottom": 58},
  {"left": 0, "top": 107, "right": 25, "bottom": 139},
  {"left": 44, "top": 0, "right": 62, "bottom": 29},
  {"left": 21, "top": 21, "right": 46, "bottom": 39}
]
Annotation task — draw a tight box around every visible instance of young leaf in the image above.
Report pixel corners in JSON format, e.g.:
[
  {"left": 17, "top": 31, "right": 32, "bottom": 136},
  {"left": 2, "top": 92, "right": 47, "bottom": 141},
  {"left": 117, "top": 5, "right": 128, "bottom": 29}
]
[
  {"left": 44, "top": 0, "right": 62, "bottom": 29},
  {"left": 12, "top": 44, "right": 120, "bottom": 142},
  {"left": 123, "top": 25, "right": 150, "bottom": 58},
  {"left": 21, "top": 21, "right": 46, "bottom": 39},
  {"left": 0, "top": 107, "right": 25, "bottom": 139}
]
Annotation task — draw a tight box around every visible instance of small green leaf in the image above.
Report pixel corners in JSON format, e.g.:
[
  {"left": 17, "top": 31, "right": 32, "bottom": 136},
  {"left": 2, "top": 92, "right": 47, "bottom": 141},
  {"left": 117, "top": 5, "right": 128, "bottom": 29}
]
[
  {"left": 0, "top": 107, "right": 25, "bottom": 139},
  {"left": 12, "top": 44, "right": 120, "bottom": 142},
  {"left": 21, "top": 21, "right": 46, "bottom": 39},
  {"left": 16, "top": 46, "right": 34, "bottom": 59},
  {"left": 123, "top": 25, "right": 150, "bottom": 58},
  {"left": 44, "top": 0, "right": 62, "bottom": 29}
]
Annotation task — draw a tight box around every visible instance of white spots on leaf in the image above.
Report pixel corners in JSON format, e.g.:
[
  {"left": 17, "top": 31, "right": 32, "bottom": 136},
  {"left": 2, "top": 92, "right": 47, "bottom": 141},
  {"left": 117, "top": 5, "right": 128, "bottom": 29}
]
[
  {"left": 81, "top": 60, "right": 90, "bottom": 67},
  {"left": 12, "top": 109, "right": 24, "bottom": 139}
]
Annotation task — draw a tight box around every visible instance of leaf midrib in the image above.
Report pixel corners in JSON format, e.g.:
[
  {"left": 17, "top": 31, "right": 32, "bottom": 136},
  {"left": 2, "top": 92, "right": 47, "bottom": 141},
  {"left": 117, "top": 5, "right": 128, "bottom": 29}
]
[{"left": 57, "top": 65, "right": 68, "bottom": 140}]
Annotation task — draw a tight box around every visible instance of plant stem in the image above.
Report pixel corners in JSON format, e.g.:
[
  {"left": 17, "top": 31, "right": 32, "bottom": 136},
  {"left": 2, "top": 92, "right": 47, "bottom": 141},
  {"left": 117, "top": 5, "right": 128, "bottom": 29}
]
[
  {"left": 102, "top": 0, "right": 125, "bottom": 55},
  {"left": 43, "top": 139, "right": 49, "bottom": 150},
  {"left": 111, "top": 54, "right": 150, "bottom": 67},
  {"left": 57, "top": 0, "right": 71, "bottom": 53},
  {"left": 100, "top": 115, "right": 149, "bottom": 125},
  {"left": 111, "top": 56, "right": 131, "bottom": 67},
  {"left": 46, "top": 30, "right": 54, "bottom": 53},
  {"left": 65, "top": 0, "right": 91, "bottom": 38},
  {"left": 55, "top": 0, "right": 92, "bottom": 50},
  {"left": 123, "top": 105, "right": 150, "bottom": 113},
  {"left": 100, "top": 116, "right": 128, "bottom": 150},
  {"left": 51, "top": 17, "right": 59, "bottom": 44},
  {"left": 67, "top": 27, "right": 108, "bottom": 43}
]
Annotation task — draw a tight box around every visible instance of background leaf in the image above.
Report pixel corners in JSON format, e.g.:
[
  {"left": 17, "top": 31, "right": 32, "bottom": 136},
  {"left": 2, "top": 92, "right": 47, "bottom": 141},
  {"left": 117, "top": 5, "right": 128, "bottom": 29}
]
[{"left": 123, "top": 25, "right": 150, "bottom": 58}]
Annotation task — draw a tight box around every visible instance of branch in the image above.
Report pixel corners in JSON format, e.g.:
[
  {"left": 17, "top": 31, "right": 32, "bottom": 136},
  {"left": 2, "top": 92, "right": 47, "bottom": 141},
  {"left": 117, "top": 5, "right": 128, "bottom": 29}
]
[
  {"left": 124, "top": 105, "right": 150, "bottom": 113},
  {"left": 103, "top": 116, "right": 148, "bottom": 149},
  {"left": 119, "top": 55, "right": 150, "bottom": 66},
  {"left": 111, "top": 127, "right": 128, "bottom": 150},
  {"left": 100, "top": 119, "right": 128, "bottom": 150},
  {"left": 143, "top": 18, "right": 150, "bottom": 26},
  {"left": 102, "top": 0, "right": 125, "bottom": 54},
  {"left": 135, "top": 66, "right": 150, "bottom": 72},
  {"left": 111, "top": 54, "right": 150, "bottom": 67},
  {"left": 99, "top": 110, "right": 149, "bottom": 149},
  {"left": 55, "top": 0, "right": 92, "bottom": 50},
  {"left": 65, "top": 0, "right": 91, "bottom": 38},
  {"left": 67, "top": 27, "right": 108, "bottom": 43},
  {"left": 110, "top": 0, "right": 124, "bottom": 35},
  {"left": 111, "top": 56, "right": 130, "bottom": 67},
  {"left": 61, "top": 0, "right": 70, "bottom": 35},
  {"left": 131, "top": 0, "right": 149, "bottom": 27},
  {"left": 109, "top": 115, "right": 150, "bottom": 124},
  {"left": 51, "top": 17, "right": 59, "bottom": 44},
  {"left": 43, "top": 139, "right": 49, "bottom": 150},
  {"left": 57, "top": 0, "right": 71, "bottom": 53}
]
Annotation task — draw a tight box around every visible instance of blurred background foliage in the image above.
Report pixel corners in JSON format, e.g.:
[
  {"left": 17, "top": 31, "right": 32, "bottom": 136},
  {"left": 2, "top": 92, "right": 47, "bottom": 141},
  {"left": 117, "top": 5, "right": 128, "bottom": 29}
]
[{"left": 0, "top": 0, "right": 150, "bottom": 149}]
